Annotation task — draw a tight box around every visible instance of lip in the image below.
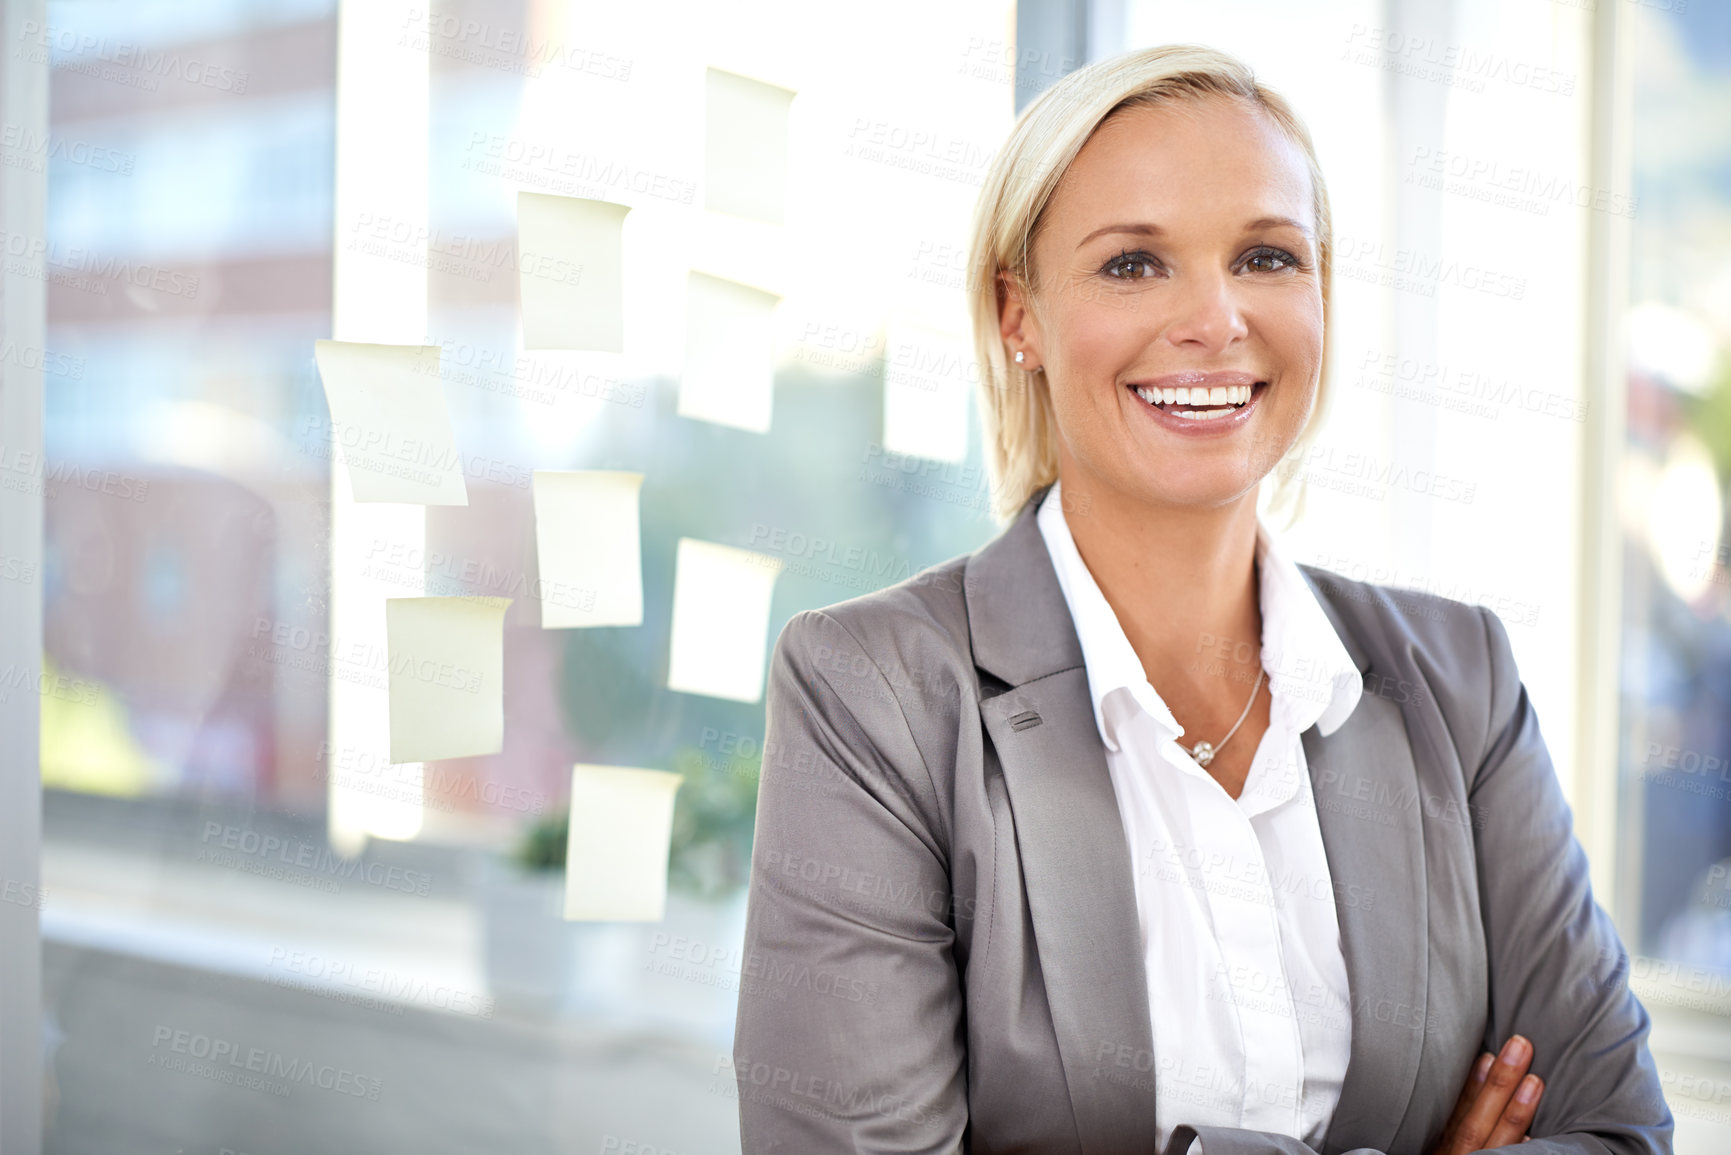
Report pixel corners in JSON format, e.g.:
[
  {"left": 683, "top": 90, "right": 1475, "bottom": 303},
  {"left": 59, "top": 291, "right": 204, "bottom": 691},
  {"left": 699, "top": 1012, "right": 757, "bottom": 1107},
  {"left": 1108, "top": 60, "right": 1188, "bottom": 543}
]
[
  {"left": 1128, "top": 370, "right": 1261, "bottom": 389},
  {"left": 1124, "top": 375, "right": 1269, "bottom": 437}
]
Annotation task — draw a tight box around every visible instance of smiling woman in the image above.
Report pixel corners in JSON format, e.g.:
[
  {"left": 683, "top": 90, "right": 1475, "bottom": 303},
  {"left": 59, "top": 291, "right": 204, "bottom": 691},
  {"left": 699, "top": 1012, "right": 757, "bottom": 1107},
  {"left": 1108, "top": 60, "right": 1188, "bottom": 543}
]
[
  {"left": 733, "top": 44, "right": 1672, "bottom": 1155},
  {"left": 1001, "top": 98, "right": 1321, "bottom": 484},
  {"left": 985, "top": 88, "right": 1329, "bottom": 809},
  {"left": 975, "top": 52, "right": 1335, "bottom": 532}
]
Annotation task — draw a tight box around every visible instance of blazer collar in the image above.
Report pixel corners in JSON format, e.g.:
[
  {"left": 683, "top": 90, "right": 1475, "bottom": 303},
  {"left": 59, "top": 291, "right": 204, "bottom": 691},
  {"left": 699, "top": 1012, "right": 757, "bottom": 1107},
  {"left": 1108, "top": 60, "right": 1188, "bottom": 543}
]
[
  {"left": 967, "top": 480, "right": 1423, "bottom": 1155},
  {"left": 964, "top": 482, "right": 1373, "bottom": 686},
  {"left": 965, "top": 483, "right": 1087, "bottom": 687}
]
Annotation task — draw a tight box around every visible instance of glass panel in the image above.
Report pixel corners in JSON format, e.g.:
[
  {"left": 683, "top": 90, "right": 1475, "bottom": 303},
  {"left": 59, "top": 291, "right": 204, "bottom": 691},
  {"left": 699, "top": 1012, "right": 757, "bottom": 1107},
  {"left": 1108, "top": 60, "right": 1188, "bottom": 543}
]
[
  {"left": 1618, "top": 1, "right": 1731, "bottom": 1004},
  {"left": 1614, "top": 4, "right": 1731, "bottom": 1149},
  {"left": 39, "top": 0, "right": 1010, "bottom": 1149}
]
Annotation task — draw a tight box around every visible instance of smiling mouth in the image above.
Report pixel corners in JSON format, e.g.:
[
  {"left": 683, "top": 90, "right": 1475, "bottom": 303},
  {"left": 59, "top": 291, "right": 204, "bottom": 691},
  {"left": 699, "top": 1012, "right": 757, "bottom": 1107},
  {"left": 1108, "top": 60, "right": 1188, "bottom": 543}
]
[{"left": 1129, "top": 381, "right": 1267, "bottom": 420}]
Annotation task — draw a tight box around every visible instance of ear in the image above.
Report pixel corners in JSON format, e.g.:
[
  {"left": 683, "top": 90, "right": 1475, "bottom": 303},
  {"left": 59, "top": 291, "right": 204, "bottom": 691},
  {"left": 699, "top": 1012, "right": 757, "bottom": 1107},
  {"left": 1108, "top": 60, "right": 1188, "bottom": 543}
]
[{"left": 997, "top": 272, "right": 1043, "bottom": 365}]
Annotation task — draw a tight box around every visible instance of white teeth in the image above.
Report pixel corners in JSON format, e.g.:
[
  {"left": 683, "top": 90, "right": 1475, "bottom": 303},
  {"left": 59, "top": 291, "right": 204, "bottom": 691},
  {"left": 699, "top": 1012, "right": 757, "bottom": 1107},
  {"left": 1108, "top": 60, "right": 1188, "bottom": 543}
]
[
  {"left": 1176, "top": 407, "right": 1235, "bottom": 420},
  {"left": 1133, "top": 383, "right": 1258, "bottom": 410}
]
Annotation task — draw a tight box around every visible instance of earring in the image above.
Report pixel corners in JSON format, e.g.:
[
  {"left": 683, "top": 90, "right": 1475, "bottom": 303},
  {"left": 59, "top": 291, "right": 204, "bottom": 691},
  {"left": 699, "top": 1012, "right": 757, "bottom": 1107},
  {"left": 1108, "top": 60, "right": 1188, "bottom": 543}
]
[{"left": 1014, "top": 351, "right": 1025, "bottom": 363}]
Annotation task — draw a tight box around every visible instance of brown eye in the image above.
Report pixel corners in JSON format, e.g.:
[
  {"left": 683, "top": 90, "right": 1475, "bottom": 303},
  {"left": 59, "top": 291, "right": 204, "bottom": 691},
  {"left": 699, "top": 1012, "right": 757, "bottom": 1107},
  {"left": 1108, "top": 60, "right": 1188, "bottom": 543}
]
[
  {"left": 1245, "top": 247, "right": 1299, "bottom": 273},
  {"left": 1104, "top": 250, "right": 1159, "bottom": 280}
]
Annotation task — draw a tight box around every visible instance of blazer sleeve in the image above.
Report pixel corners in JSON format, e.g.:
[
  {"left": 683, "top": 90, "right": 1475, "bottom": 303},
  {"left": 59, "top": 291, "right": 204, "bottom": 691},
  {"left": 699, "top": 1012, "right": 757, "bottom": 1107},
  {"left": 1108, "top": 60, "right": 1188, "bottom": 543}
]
[
  {"left": 1463, "top": 604, "right": 1672, "bottom": 1153},
  {"left": 732, "top": 608, "right": 968, "bottom": 1154},
  {"left": 1167, "top": 606, "right": 1674, "bottom": 1155}
]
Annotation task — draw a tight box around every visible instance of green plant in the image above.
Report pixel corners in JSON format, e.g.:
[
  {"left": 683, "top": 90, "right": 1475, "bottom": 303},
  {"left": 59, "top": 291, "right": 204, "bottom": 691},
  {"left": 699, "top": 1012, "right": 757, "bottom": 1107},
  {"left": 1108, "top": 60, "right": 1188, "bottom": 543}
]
[
  {"left": 665, "top": 745, "right": 760, "bottom": 901},
  {"left": 511, "top": 807, "right": 570, "bottom": 872},
  {"left": 503, "top": 747, "right": 759, "bottom": 900}
]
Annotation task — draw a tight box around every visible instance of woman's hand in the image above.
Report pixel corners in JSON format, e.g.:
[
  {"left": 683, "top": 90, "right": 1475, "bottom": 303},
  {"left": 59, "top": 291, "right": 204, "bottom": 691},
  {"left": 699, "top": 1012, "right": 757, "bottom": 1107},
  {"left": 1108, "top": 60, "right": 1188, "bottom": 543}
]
[{"left": 1429, "top": 1035, "right": 1545, "bottom": 1154}]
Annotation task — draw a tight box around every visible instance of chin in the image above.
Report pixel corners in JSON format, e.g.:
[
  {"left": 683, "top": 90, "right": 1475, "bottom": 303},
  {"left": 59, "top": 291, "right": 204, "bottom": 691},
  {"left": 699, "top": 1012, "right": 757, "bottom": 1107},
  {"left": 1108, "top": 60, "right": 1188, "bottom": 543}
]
[{"left": 1121, "top": 466, "right": 1261, "bottom": 511}]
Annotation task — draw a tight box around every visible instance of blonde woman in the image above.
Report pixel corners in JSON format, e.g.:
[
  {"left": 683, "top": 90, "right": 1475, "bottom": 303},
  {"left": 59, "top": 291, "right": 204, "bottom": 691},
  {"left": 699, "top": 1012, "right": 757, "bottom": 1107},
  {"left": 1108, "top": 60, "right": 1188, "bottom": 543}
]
[{"left": 732, "top": 45, "right": 1671, "bottom": 1155}]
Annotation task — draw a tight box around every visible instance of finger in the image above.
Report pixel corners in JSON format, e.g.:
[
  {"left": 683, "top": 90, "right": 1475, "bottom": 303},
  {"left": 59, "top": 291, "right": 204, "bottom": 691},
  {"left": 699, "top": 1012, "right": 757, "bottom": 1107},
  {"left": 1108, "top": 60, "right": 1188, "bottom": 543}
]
[
  {"left": 1447, "top": 1035, "right": 1534, "bottom": 1155},
  {"left": 1438, "top": 1053, "right": 1494, "bottom": 1151},
  {"left": 1484, "top": 1075, "right": 1543, "bottom": 1149},
  {"left": 1443, "top": 1053, "right": 1492, "bottom": 1130}
]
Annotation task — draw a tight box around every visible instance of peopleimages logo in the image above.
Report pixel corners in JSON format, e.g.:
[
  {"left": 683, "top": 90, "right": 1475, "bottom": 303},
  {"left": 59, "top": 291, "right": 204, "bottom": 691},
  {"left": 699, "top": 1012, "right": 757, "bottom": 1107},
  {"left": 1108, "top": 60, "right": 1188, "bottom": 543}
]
[
  {"left": 15, "top": 21, "right": 249, "bottom": 92},
  {"left": 0, "top": 445, "right": 149, "bottom": 503},
  {"left": 148, "top": 1026, "right": 381, "bottom": 1100},
  {"left": 266, "top": 947, "right": 495, "bottom": 1019},
  {"left": 0, "top": 123, "right": 134, "bottom": 175},
  {"left": 197, "top": 822, "right": 433, "bottom": 896},
  {"left": 316, "top": 742, "right": 548, "bottom": 815},
  {"left": 0, "top": 229, "right": 200, "bottom": 299},
  {"left": 716, "top": 1054, "right": 936, "bottom": 1128}
]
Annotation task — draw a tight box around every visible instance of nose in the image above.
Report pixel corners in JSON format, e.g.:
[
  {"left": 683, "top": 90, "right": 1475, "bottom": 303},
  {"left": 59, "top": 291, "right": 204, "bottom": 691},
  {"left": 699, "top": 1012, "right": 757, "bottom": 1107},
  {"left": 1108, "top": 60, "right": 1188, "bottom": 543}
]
[{"left": 1159, "top": 266, "right": 1250, "bottom": 353}]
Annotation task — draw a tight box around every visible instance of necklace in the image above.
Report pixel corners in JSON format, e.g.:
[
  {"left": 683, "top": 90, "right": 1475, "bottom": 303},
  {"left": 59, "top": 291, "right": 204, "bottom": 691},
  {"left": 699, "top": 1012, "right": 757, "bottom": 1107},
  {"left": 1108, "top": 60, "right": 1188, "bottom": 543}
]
[{"left": 1189, "top": 666, "right": 1265, "bottom": 769}]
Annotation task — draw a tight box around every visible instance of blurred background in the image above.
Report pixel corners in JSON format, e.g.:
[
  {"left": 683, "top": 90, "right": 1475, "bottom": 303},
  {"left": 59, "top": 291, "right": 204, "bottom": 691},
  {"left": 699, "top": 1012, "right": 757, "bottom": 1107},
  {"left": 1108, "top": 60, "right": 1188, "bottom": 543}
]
[{"left": 0, "top": 0, "right": 1727, "bottom": 1150}]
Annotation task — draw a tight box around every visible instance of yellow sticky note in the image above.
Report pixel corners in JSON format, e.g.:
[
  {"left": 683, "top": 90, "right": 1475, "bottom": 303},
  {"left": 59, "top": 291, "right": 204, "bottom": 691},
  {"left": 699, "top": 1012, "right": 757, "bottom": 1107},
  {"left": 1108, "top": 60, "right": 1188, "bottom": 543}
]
[
  {"left": 313, "top": 340, "right": 469, "bottom": 505},
  {"left": 531, "top": 470, "right": 644, "bottom": 628},
  {"left": 563, "top": 764, "right": 683, "bottom": 922},
  {"left": 517, "top": 192, "right": 631, "bottom": 352},
  {"left": 666, "top": 538, "right": 782, "bottom": 703},
  {"left": 679, "top": 272, "right": 779, "bottom": 433},
  {"left": 705, "top": 68, "right": 794, "bottom": 224},
  {"left": 386, "top": 596, "right": 512, "bottom": 763}
]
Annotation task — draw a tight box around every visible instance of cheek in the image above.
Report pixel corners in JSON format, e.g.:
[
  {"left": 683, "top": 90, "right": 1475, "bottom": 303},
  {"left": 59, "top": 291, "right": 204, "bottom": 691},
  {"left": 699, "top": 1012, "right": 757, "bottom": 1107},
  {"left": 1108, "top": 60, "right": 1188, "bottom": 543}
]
[
  {"left": 1267, "top": 293, "right": 1325, "bottom": 366},
  {"left": 1049, "top": 298, "right": 1147, "bottom": 400},
  {"left": 1255, "top": 301, "right": 1324, "bottom": 405}
]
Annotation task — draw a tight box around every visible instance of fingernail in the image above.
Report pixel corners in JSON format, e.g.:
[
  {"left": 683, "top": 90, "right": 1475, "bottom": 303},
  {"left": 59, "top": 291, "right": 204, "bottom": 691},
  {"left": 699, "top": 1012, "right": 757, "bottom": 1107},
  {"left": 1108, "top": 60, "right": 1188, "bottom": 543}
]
[
  {"left": 1501, "top": 1035, "right": 1530, "bottom": 1064},
  {"left": 1473, "top": 1053, "right": 1493, "bottom": 1082},
  {"left": 1516, "top": 1075, "right": 1539, "bottom": 1104}
]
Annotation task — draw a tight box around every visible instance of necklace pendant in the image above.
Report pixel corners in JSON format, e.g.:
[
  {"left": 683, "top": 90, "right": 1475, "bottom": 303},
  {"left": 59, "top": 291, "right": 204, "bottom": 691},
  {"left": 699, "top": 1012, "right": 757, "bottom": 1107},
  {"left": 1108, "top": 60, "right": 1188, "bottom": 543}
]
[{"left": 1191, "top": 740, "right": 1215, "bottom": 768}]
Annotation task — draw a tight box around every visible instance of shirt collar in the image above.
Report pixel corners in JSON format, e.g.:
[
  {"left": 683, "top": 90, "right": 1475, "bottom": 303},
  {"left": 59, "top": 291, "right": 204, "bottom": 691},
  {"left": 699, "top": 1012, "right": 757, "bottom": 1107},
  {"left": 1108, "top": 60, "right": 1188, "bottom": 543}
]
[{"left": 1035, "top": 478, "right": 1362, "bottom": 754}]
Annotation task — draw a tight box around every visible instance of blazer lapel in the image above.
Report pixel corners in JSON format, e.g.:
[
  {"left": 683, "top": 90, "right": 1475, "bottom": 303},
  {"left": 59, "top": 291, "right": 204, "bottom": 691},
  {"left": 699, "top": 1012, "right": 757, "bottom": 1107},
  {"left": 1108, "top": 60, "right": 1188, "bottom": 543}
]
[
  {"left": 1299, "top": 570, "right": 1430, "bottom": 1155},
  {"left": 981, "top": 673, "right": 1161, "bottom": 1154},
  {"left": 968, "top": 487, "right": 1159, "bottom": 1154},
  {"left": 1301, "top": 698, "right": 1430, "bottom": 1152}
]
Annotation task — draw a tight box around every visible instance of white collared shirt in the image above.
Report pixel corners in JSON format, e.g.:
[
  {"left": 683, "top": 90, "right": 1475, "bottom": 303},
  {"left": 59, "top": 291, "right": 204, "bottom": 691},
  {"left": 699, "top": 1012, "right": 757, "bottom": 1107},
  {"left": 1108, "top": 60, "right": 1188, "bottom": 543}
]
[{"left": 1036, "top": 478, "right": 1362, "bottom": 1155}]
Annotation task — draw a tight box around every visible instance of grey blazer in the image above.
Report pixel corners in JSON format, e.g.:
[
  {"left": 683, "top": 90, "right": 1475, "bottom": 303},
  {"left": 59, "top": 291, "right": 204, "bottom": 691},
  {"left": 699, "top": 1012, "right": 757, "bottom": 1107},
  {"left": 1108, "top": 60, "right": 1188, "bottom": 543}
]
[{"left": 732, "top": 483, "right": 1672, "bottom": 1154}]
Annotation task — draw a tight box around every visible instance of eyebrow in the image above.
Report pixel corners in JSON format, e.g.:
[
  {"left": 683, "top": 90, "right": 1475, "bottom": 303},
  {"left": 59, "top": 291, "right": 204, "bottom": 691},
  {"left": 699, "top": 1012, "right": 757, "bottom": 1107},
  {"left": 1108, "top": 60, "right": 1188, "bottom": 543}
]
[{"left": 1075, "top": 216, "right": 1315, "bottom": 249}]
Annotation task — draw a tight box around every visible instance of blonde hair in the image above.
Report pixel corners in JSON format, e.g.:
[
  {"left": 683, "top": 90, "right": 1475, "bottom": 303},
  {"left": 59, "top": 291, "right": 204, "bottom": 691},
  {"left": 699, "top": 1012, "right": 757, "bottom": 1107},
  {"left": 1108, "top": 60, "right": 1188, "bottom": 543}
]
[{"left": 966, "top": 44, "right": 1332, "bottom": 527}]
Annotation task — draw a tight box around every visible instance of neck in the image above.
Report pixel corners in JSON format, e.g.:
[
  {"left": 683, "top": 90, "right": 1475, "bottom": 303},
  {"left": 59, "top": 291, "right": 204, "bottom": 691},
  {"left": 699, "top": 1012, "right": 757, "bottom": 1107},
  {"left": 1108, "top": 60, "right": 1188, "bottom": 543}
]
[{"left": 1055, "top": 466, "right": 1262, "bottom": 696}]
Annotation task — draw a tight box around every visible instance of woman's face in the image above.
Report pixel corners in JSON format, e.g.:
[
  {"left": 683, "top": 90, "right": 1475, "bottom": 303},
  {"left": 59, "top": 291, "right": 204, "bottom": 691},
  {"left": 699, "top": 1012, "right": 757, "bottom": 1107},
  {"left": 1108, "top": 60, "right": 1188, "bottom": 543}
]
[{"left": 1003, "top": 96, "right": 1323, "bottom": 511}]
